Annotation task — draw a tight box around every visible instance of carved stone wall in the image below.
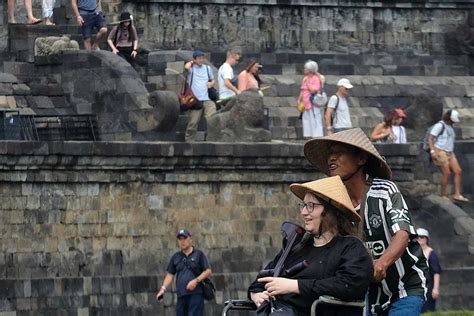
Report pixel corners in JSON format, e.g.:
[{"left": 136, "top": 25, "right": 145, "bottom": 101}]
[{"left": 123, "top": 1, "right": 474, "bottom": 54}]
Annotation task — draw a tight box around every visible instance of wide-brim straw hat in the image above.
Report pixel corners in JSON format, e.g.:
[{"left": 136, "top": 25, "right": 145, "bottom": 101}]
[
  {"left": 304, "top": 128, "right": 392, "bottom": 180},
  {"left": 290, "top": 176, "right": 360, "bottom": 222}
]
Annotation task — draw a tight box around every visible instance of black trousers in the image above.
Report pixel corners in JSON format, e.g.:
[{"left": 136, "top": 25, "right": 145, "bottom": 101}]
[{"left": 117, "top": 46, "right": 135, "bottom": 67}]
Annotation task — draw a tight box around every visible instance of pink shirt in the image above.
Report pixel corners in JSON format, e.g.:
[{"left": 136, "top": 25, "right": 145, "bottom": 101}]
[
  {"left": 300, "top": 74, "right": 322, "bottom": 110},
  {"left": 238, "top": 71, "right": 259, "bottom": 91}
]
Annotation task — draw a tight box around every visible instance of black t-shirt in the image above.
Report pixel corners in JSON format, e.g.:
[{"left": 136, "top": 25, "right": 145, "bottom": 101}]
[
  {"left": 248, "top": 236, "right": 373, "bottom": 316},
  {"left": 167, "top": 248, "right": 210, "bottom": 297}
]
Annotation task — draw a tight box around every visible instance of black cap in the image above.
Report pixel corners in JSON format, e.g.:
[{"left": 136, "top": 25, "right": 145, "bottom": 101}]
[
  {"left": 120, "top": 12, "right": 132, "bottom": 22},
  {"left": 176, "top": 229, "right": 191, "bottom": 238}
]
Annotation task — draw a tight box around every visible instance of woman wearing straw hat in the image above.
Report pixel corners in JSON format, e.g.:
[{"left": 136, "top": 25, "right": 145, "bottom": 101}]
[
  {"left": 303, "top": 128, "right": 428, "bottom": 316},
  {"left": 248, "top": 176, "right": 373, "bottom": 316},
  {"left": 416, "top": 228, "right": 442, "bottom": 312}
]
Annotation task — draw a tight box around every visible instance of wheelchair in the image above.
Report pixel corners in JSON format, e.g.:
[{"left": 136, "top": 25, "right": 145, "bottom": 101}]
[{"left": 222, "top": 296, "right": 365, "bottom": 316}]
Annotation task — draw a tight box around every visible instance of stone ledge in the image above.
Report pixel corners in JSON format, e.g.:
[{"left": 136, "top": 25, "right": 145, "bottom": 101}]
[
  {"left": 123, "top": 0, "right": 474, "bottom": 8},
  {"left": 0, "top": 140, "right": 429, "bottom": 158}
]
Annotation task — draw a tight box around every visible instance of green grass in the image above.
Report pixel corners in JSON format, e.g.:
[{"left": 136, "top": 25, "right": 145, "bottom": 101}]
[{"left": 423, "top": 311, "right": 474, "bottom": 316}]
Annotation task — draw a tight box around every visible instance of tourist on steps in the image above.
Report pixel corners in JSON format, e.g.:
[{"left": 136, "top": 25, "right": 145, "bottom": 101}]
[
  {"left": 371, "top": 108, "right": 407, "bottom": 144},
  {"left": 71, "top": 0, "right": 108, "bottom": 50},
  {"left": 298, "top": 60, "right": 324, "bottom": 138},
  {"left": 8, "top": 0, "right": 42, "bottom": 24},
  {"left": 107, "top": 12, "right": 139, "bottom": 66}
]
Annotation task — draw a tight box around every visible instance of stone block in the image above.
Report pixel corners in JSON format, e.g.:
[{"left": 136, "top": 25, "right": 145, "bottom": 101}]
[
  {"left": 0, "top": 96, "right": 7, "bottom": 107},
  {"left": 165, "top": 61, "right": 184, "bottom": 75},
  {"left": 0, "top": 73, "right": 18, "bottom": 84},
  {"left": 31, "top": 279, "right": 55, "bottom": 297},
  {"left": 148, "top": 51, "right": 177, "bottom": 64},
  {"left": 0, "top": 83, "right": 13, "bottom": 95},
  {"left": 6, "top": 96, "right": 16, "bottom": 108}
]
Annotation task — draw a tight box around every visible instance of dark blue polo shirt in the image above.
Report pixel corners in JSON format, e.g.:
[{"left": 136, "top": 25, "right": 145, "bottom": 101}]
[{"left": 167, "top": 248, "right": 210, "bottom": 297}]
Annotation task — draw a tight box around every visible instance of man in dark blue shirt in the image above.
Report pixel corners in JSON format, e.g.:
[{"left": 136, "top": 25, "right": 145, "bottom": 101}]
[{"left": 156, "top": 229, "right": 212, "bottom": 316}]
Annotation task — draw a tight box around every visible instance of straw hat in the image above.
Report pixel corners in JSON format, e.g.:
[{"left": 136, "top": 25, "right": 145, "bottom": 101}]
[
  {"left": 304, "top": 128, "right": 392, "bottom": 180},
  {"left": 290, "top": 176, "right": 361, "bottom": 223}
]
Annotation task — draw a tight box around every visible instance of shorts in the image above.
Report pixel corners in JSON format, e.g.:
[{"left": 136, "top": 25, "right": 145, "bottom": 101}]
[
  {"left": 81, "top": 12, "right": 107, "bottom": 39},
  {"left": 432, "top": 148, "right": 453, "bottom": 166}
]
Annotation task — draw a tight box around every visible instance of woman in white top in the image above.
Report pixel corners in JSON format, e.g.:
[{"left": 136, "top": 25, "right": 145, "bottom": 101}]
[
  {"left": 370, "top": 108, "right": 407, "bottom": 144},
  {"left": 428, "top": 110, "right": 469, "bottom": 202}
]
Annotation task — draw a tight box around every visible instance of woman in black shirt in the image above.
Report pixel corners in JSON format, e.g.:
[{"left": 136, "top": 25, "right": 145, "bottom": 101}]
[{"left": 248, "top": 176, "right": 373, "bottom": 316}]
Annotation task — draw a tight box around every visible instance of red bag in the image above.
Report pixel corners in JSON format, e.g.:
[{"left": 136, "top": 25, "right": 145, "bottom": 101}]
[{"left": 179, "top": 71, "right": 198, "bottom": 111}]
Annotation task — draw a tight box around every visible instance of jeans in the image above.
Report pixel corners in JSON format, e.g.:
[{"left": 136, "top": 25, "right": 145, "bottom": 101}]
[
  {"left": 367, "top": 295, "right": 424, "bottom": 316},
  {"left": 176, "top": 294, "right": 204, "bottom": 316}
]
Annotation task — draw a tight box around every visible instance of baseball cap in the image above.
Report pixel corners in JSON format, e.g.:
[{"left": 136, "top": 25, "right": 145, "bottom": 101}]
[
  {"left": 176, "top": 229, "right": 191, "bottom": 238},
  {"left": 192, "top": 50, "right": 205, "bottom": 59},
  {"left": 416, "top": 228, "right": 429, "bottom": 238},
  {"left": 450, "top": 109, "right": 460, "bottom": 123},
  {"left": 337, "top": 78, "right": 353, "bottom": 89}
]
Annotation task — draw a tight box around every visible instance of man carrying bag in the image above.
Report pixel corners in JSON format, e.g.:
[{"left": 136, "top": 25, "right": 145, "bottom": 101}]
[
  {"left": 156, "top": 229, "right": 212, "bottom": 316},
  {"left": 183, "top": 50, "right": 217, "bottom": 142}
]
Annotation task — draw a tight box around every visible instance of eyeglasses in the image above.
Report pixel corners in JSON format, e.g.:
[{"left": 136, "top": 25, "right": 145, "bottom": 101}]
[{"left": 298, "top": 202, "right": 323, "bottom": 213}]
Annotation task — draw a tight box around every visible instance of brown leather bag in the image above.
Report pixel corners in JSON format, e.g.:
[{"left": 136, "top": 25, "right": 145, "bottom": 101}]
[{"left": 179, "top": 71, "right": 198, "bottom": 111}]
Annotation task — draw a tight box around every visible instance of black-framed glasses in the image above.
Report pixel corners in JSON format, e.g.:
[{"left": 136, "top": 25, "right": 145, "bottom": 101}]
[{"left": 298, "top": 202, "right": 323, "bottom": 213}]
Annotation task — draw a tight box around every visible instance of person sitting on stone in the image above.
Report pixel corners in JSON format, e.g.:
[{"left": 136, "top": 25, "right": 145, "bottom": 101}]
[
  {"left": 248, "top": 176, "right": 373, "bottom": 316},
  {"left": 370, "top": 108, "right": 407, "bottom": 144},
  {"left": 238, "top": 58, "right": 263, "bottom": 93},
  {"left": 42, "top": 0, "right": 56, "bottom": 25},
  {"left": 183, "top": 50, "right": 216, "bottom": 142},
  {"left": 8, "top": 0, "right": 42, "bottom": 24},
  {"left": 107, "top": 12, "right": 139, "bottom": 66},
  {"left": 71, "top": 0, "right": 108, "bottom": 50}
]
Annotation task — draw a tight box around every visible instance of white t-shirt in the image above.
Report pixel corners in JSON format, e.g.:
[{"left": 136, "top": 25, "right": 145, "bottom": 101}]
[
  {"left": 392, "top": 126, "right": 407, "bottom": 144},
  {"left": 430, "top": 121, "right": 455, "bottom": 152},
  {"left": 327, "top": 95, "right": 352, "bottom": 129},
  {"left": 218, "top": 62, "right": 236, "bottom": 99}
]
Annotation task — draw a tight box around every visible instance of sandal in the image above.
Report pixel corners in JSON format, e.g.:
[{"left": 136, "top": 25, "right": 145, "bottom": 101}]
[
  {"left": 453, "top": 195, "right": 470, "bottom": 202},
  {"left": 28, "top": 18, "right": 42, "bottom": 25}
]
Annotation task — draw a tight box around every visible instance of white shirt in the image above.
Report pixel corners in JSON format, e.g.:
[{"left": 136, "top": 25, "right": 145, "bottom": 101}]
[
  {"left": 327, "top": 95, "right": 352, "bottom": 129},
  {"left": 392, "top": 126, "right": 407, "bottom": 144},
  {"left": 218, "top": 62, "right": 235, "bottom": 99},
  {"left": 431, "top": 121, "right": 455, "bottom": 152}
]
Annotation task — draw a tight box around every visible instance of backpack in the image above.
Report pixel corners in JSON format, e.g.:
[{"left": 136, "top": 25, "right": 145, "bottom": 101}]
[
  {"left": 324, "top": 95, "right": 339, "bottom": 126},
  {"left": 422, "top": 121, "right": 445, "bottom": 152}
]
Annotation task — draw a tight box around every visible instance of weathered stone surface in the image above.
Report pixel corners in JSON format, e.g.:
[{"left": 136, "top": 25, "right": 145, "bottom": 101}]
[
  {"left": 34, "top": 36, "right": 79, "bottom": 57},
  {"left": 147, "top": 91, "right": 180, "bottom": 132},
  {"left": 207, "top": 90, "right": 271, "bottom": 142},
  {"left": 127, "top": 1, "right": 474, "bottom": 57}
]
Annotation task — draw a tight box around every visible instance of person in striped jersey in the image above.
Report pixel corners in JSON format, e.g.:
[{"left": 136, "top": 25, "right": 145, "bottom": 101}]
[{"left": 303, "top": 128, "right": 428, "bottom": 316}]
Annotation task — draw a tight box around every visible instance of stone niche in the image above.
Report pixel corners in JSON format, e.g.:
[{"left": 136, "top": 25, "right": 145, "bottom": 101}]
[{"left": 123, "top": 0, "right": 474, "bottom": 54}]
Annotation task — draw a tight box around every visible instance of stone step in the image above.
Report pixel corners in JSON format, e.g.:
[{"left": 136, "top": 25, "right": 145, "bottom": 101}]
[{"left": 210, "top": 52, "right": 471, "bottom": 76}]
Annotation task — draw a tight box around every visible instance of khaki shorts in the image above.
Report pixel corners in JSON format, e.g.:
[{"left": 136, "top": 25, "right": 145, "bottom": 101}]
[{"left": 432, "top": 149, "right": 453, "bottom": 166}]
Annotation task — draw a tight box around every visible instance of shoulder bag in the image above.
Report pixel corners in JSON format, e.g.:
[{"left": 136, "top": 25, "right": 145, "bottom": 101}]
[
  {"left": 206, "top": 66, "right": 219, "bottom": 101},
  {"left": 183, "top": 256, "right": 216, "bottom": 301},
  {"left": 179, "top": 70, "right": 198, "bottom": 111}
]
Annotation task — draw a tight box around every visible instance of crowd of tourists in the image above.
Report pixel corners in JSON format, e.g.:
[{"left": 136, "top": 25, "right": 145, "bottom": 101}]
[{"left": 10, "top": 4, "right": 468, "bottom": 314}]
